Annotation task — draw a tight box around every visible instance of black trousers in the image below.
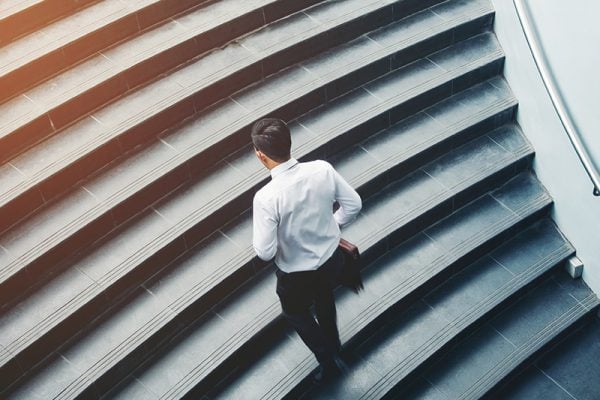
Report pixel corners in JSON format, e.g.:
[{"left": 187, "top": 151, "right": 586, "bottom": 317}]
[{"left": 275, "top": 247, "right": 345, "bottom": 365}]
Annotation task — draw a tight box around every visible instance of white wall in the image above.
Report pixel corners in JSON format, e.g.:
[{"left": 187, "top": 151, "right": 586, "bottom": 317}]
[
  {"left": 489, "top": 0, "right": 600, "bottom": 294},
  {"left": 526, "top": 0, "right": 600, "bottom": 174}
]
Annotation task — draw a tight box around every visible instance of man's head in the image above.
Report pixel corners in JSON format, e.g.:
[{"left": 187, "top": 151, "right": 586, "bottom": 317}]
[{"left": 251, "top": 118, "right": 291, "bottom": 168}]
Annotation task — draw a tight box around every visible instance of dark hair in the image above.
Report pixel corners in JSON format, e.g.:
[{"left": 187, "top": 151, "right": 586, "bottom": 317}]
[{"left": 250, "top": 118, "right": 291, "bottom": 163}]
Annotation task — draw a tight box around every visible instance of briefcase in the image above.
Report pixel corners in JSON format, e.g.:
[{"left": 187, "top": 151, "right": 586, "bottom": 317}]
[{"left": 338, "top": 238, "right": 364, "bottom": 294}]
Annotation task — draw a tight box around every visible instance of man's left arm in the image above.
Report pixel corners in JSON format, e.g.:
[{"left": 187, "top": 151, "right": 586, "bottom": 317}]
[
  {"left": 252, "top": 194, "right": 278, "bottom": 261},
  {"left": 330, "top": 164, "right": 362, "bottom": 227}
]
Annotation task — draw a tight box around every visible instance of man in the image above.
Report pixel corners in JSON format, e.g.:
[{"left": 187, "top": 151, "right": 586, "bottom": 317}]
[{"left": 251, "top": 117, "right": 362, "bottom": 382}]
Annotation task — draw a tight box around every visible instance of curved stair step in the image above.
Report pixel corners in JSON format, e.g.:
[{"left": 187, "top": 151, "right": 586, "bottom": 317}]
[
  {"left": 497, "top": 305, "right": 600, "bottom": 400},
  {"left": 0, "top": 86, "right": 531, "bottom": 396},
  {"left": 0, "top": 0, "right": 491, "bottom": 233},
  {"left": 0, "top": 0, "right": 98, "bottom": 45},
  {"left": 305, "top": 220, "right": 575, "bottom": 399},
  {"left": 0, "top": 0, "right": 324, "bottom": 166},
  {"left": 0, "top": 30, "right": 504, "bottom": 306},
  {"left": 0, "top": 74, "right": 519, "bottom": 394},
  {"left": 400, "top": 273, "right": 598, "bottom": 400},
  {"left": 92, "top": 129, "right": 535, "bottom": 400},
  {"left": 0, "top": 0, "right": 211, "bottom": 105},
  {"left": 207, "top": 172, "right": 554, "bottom": 400}
]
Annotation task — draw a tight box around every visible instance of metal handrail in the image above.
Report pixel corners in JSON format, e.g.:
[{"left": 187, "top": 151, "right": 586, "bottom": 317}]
[{"left": 513, "top": 0, "right": 600, "bottom": 196}]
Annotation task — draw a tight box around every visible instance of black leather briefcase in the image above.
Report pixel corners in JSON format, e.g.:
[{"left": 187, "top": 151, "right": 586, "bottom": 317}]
[{"left": 338, "top": 238, "right": 364, "bottom": 294}]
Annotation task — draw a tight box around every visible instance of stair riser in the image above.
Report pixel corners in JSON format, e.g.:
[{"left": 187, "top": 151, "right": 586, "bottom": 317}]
[
  {"left": 0, "top": 0, "right": 99, "bottom": 47},
  {"left": 358, "top": 107, "right": 517, "bottom": 202},
  {"left": 0, "top": 0, "right": 220, "bottom": 105},
  {"left": 0, "top": 42, "right": 503, "bottom": 310},
  {"left": 291, "top": 235, "right": 571, "bottom": 399},
  {"left": 5, "top": 111, "right": 525, "bottom": 398},
  {"left": 109, "top": 151, "right": 536, "bottom": 400},
  {"left": 476, "top": 304, "right": 600, "bottom": 400},
  {"left": 100, "top": 298, "right": 286, "bottom": 400},
  {"left": 491, "top": 310, "right": 600, "bottom": 400},
  {"left": 0, "top": 76, "right": 515, "bottom": 396},
  {"left": 184, "top": 316, "right": 290, "bottom": 400},
  {"left": 360, "top": 152, "right": 533, "bottom": 267},
  {"left": 380, "top": 267, "right": 571, "bottom": 400},
  {"left": 206, "top": 172, "right": 551, "bottom": 400},
  {"left": 0, "top": 70, "right": 514, "bottom": 400},
  {"left": 0, "top": 0, "right": 330, "bottom": 163},
  {"left": 0, "top": 0, "right": 485, "bottom": 236},
  {"left": 0, "top": 0, "right": 316, "bottom": 164}
]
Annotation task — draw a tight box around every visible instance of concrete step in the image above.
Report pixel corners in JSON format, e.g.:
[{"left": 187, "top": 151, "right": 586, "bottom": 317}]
[
  {"left": 104, "top": 130, "right": 535, "bottom": 400},
  {"left": 208, "top": 172, "right": 556, "bottom": 400},
  {"left": 0, "top": 0, "right": 474, "bottom": 231},
  {"left": 399, "top": 273, "right": 598, "bottom": 400},
  {"left": 304, "top": 220, "right": 579, "bottom": 399},
  {"left": 0, "top": 74, "right": 519, "bottom": 396},
  {"left": 2, "top": 1, "right": 591, "bottom": 399},
  {"left": 0, "top": 0, "right": 324, "bottom": 172},
  {"left": 0, "top": 22, "right": 502, "bottom": 307},
  {"left": 498, "top": 307, "right": 600, "bottom": 400},
  {"left": 0, "top": 0, "right": 98, "bottom": 45},
  {"left": 0, "top": 0, "right": 210, "bottom": 105}
]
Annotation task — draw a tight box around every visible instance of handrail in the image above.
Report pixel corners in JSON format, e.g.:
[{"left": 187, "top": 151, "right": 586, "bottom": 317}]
[{"left": 513, "top": 0, "right": 600, "bottom": 196}]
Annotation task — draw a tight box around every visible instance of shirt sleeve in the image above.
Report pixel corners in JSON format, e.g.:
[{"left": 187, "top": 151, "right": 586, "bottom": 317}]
[
  {"left": 252, "top": 192, "right": 278, "bottom": 261},
  {"left": 330, "top": 164, "right": 362, "bottom": 227}
]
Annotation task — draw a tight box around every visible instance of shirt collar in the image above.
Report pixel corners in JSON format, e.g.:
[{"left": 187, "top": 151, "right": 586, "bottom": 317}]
[{"left": 270, "top": 157, "right": 298, "bottom": 179}]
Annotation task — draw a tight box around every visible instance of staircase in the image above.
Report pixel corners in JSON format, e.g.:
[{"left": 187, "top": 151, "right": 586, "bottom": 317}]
[{"left": 0, "top": 1, "right": 597, "bottom": 399}]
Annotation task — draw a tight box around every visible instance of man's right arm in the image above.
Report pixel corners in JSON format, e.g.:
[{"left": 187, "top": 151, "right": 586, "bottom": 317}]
[{"left": 252, "top": 193, "right": 278, "bottom": 261}]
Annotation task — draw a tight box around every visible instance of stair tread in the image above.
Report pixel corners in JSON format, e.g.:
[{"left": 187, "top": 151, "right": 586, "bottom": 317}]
[
  {"left": 211, "top": 173, "right": 555, "bottom": 400},
  {"left": 2, "top": 115, "right": 532, "bottom": 398},
  {"left": 0, "top": 28, "right": 503, "bottom": 299},
  {"left": 0, "top": 0, "right": 393, "bottom": 196},
  {"left": 499, "top": 311, "right": 600, "bottom": 400},
  {"left": 108, "top": 137, "right": 540, "bottom": 396},
  {"left": 0, "top": 0, "right": 103, "bottom": 45},
  {"left": 308, "top": 220, "right": 574, "bottom": 399},
  {"left": 0, "top": 0, "right": 492, "bottom": 226},
  {"left": 125, "top": 169, "right": 542, "bottom": 398},
  {"left": 0, "top": 0, "right": 273, "bottom": 152},
  {"left": 0, "top": 75, "right": 512, "bottom": 342},
  {"left": 0, "top": 0, "right": 40, "bottom": 18},
  {"left": 0, "top": 0, "right": 149, "bottom": 78},
  {"left": 2, "top": 1, "right": 589, "bottom": 399},
  {"left": 0, "top": 74, "right": 518, "bottom": 377},
  {"left": 404, "top": 276, "right": 598, "bottom": 400}
]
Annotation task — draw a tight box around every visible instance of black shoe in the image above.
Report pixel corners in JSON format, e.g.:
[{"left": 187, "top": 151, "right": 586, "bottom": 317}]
[{"left": 312, "top": 360, "right": 342, "bottom": 384}]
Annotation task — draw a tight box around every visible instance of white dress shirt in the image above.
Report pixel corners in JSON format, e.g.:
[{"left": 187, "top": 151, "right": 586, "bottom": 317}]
[{"left": 252, "top": 157, "right": 362, "bottom": 273}]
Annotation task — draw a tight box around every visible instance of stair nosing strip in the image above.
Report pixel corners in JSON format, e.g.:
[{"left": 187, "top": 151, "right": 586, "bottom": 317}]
[
  {"left": 161, "top": 302, "right": 282, "bottom": 400},
  {"left": 344, "top": 223, "right": 567, "bottom": 345},
  {"left": 0, "top": 0, "right": 266, "bottom": 141},
  {"left": 359, "top": 148, "right": 536, "bottom": 252},
  {"left": 262, "top": 174, "right": 550, "bottom": 399},
  {"left": 166, "top": 162, "right": 530, "bottom": 399},
  {"left": 0, "top": 4, "right": 134, "bottom": 74},
  {"left": 346, "top": 185, "right": 547, "bottom": 337},
  {"left": 56, "top": 144, "right": 524, "bottom": 399}
]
